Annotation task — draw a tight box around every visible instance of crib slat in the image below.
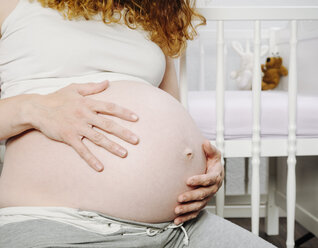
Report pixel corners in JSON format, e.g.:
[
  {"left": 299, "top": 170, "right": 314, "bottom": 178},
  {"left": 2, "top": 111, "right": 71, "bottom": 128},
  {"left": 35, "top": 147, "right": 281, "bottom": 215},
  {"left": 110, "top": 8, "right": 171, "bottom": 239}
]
[
  {"left": 251, "top": 20, "right": 261, "bottom": 235},
  {"left": 286, "top": 20, "right": 298, "bottom": 248},
  {"left": 215, "top": 20, "right": 225, "bottom": 217},
  {"left": 269, "top": 28, "right": 279, "bottom": 56},
  {"left": 179, "top": 51, "right": 188, "bottom": 110}
]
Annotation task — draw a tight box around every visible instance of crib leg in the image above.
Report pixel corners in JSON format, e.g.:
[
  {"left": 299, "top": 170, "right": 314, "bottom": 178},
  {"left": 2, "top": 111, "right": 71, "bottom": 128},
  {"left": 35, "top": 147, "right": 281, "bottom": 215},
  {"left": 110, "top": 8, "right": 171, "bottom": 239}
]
[
  {"left": 265, "top": 157, "right": 279, "bottom": 235},
  {"left": 216, "top": 159, "right": 225, "bottom": 217}
]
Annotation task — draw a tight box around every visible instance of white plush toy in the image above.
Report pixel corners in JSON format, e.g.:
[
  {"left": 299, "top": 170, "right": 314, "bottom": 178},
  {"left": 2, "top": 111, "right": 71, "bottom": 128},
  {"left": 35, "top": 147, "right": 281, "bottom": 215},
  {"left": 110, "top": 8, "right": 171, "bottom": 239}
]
[{"left": 230, "top": 40, "right": 269, "bottom": 90}]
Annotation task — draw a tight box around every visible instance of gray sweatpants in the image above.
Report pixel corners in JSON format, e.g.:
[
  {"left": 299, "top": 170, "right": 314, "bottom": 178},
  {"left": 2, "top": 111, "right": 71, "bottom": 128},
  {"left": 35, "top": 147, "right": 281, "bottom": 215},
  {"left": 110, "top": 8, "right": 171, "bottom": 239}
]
[{"left": 0, "top": 208, "right": 276, "bottom": 248}]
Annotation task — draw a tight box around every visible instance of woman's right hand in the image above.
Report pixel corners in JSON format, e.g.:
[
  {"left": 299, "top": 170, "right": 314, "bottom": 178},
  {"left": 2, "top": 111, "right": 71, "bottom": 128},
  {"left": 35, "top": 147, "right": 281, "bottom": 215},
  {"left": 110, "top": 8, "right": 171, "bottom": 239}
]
[{"left": 30, "top": 80, "right": 139, "bottom": 172}]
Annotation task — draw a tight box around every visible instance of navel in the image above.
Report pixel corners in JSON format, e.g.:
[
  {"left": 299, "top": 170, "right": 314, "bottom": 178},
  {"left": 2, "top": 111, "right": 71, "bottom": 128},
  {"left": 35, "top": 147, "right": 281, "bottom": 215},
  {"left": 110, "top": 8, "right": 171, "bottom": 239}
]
[{"left": 183, "top": 147, "right": 194, "bottom": 160}]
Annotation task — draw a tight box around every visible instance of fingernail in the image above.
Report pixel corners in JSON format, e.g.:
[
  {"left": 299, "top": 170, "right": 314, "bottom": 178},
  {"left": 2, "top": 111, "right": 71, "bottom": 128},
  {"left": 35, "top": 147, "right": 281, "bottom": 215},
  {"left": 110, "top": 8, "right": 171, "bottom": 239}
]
[
  {"left": 187, "top": 179, "right": 194, "bottom": 185},
  {"left": 175, "top": 208, "right": 182, "bottom": 214},
  {"left": 174, "top": 220, "right": 181, "bottom": 225},
  {"left": 96, "top": 163, "right": 104, "bottom": 172},
  {"left": 118, "top": 148, "right": 127, "bottom": 157},
  {"left": 131, "top": 135, "right": 139, "bottom": 144},
  {"left": 131, "top": 114, "right": 138, "bottom": 121}
]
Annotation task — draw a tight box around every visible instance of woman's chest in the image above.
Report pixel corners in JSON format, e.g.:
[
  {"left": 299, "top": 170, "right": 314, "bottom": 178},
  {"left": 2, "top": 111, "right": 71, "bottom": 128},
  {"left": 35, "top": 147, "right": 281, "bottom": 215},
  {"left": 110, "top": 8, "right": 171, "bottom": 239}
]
[{"left": 0, "top": 5, "right": 166, "bottom": 87}]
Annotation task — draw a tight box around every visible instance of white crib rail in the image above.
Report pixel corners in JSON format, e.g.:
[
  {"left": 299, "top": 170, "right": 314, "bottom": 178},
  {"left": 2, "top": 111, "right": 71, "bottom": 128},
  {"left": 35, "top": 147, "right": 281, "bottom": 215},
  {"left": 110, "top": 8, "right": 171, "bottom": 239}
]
[{"left": 179, "top": 6, "right": 318, "bottom": 248}]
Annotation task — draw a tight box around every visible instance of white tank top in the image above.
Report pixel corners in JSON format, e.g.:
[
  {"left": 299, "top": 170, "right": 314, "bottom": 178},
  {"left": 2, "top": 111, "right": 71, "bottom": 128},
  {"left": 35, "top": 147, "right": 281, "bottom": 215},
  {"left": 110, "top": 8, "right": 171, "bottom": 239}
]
[{"left": 0, "top": 0, "right": 166, "bottom": 99}]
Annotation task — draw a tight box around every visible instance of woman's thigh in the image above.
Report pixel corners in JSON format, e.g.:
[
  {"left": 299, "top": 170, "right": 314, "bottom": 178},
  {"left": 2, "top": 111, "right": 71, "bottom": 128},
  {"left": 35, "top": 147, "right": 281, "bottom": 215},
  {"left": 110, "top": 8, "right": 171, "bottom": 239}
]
[
  {"left": 0, "top": 217, "right": 176, "bottom": 248},
  {"left": 182, "top": 209, "right": 276, "bottom": 248},
  {"left": 0, "top": 219, "right": 112, "bottom": 248}
]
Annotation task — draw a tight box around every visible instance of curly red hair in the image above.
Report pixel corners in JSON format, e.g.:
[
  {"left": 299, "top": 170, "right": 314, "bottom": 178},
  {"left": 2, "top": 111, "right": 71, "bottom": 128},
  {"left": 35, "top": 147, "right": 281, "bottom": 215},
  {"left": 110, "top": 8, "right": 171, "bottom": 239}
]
[{"left": 30, "top": 0, "right": 206, "bottom": 58}]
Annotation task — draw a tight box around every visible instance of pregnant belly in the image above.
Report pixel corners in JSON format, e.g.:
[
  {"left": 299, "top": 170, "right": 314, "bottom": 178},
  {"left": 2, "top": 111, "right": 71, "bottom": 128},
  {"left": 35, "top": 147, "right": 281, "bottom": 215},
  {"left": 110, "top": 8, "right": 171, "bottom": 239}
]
[{"left": 0, "top": 80, "right": 206, "bottom": 223}]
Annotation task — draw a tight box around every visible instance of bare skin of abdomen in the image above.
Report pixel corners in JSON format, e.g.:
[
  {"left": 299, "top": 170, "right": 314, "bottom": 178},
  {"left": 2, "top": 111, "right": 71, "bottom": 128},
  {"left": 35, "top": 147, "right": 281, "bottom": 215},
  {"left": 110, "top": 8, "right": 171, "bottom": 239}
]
[{"left": 0, "top": 80, "right": 206, "bottom": 223}]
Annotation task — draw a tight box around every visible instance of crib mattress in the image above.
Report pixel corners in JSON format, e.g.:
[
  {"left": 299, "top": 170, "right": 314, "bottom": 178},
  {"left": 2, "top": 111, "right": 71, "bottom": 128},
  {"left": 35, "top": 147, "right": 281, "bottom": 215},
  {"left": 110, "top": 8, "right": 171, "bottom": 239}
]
[{"left": 188, "top": 90, "right": 318, "bottom": 140}]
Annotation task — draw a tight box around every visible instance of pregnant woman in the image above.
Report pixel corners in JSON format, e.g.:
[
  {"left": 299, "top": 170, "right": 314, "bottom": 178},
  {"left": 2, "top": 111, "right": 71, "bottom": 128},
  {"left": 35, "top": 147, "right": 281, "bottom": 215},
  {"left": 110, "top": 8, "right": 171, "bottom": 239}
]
[{"left": 0, "top": 0, "right": 275, "bottom": 247}]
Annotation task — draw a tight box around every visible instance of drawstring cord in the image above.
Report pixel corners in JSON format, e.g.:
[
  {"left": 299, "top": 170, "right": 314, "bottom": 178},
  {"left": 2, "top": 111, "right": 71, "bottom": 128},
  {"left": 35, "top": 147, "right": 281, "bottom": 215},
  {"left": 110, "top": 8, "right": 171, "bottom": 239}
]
[
  {"left": 143, "top": 223, "right": 189, "bottom": 246},
  {"left": 165, "top": 223, "right": 189, "bottom": 246},
  {"left": 80, "top": 211, "right": 189, "bottom": 246},
  {"left": 122, "top": 222, "right": 189, "bottom": 246}
]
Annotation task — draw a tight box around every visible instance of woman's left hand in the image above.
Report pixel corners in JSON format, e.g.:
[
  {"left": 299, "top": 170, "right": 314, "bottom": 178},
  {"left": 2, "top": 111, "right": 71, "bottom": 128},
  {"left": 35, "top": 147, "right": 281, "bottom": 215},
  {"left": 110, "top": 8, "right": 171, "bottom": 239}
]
[{"left": 174, "top": 139, "right": 224, "bottom": 225}]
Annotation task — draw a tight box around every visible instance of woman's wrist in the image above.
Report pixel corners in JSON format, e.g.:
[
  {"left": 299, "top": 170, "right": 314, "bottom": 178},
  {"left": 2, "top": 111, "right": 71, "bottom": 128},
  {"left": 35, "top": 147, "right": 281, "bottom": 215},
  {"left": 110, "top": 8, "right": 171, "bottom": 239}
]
[{"left": 20, "top": 93, "right": 45, "bottom": 131}]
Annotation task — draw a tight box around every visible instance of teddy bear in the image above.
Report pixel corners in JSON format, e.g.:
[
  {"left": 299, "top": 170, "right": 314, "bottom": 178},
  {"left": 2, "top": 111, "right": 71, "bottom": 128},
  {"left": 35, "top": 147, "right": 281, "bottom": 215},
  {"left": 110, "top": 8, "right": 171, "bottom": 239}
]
[{"left": 261, "top": 56, "right": 288, "bottom": 90}]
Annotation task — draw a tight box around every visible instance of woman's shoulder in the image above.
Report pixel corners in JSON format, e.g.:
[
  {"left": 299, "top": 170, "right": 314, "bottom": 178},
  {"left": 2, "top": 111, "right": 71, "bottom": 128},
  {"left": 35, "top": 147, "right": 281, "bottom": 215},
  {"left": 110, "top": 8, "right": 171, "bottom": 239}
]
[{"left": 0, "top": 0, "right": 20, "bottom": 37}]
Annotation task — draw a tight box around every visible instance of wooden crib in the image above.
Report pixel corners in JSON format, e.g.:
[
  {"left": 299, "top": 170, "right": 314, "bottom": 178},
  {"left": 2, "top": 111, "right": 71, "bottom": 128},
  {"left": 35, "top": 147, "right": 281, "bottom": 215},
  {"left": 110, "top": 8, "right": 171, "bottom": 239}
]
[{"left": 178, "top": 6, "right": 318, "bottom": 248}]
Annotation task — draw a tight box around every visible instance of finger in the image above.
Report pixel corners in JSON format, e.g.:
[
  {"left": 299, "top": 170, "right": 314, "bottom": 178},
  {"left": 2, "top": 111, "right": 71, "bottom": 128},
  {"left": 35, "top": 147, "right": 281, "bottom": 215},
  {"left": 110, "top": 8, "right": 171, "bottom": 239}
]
[
  {"left": 74, "top": 81, "right": 109, "bottom": 96},
  {"left": 202, "top": 140, "right": 221, "bottom": 159},
  {"left": 88, "top": 114, "right": 139, "bottom": 145},
  {"left": 175, "top": 198, "right": 209, "bottom": 215},
  {"left": 186, "top": 173, "right": 219, "bottom": 187},
  {"left": 67, "top": 137, "right": 104, "bottom": 172},
  {"left": 81, "top": 127, "right": 128, "bottom": 158},
  {"left": 178, "top": 185, "right": 218, "bottom": 203},
  {"left": 174, "top": 210, "right": 201, "bottom": 225},
  {"left": 87, "top": 98, "right": 139, "bottom": 122}
]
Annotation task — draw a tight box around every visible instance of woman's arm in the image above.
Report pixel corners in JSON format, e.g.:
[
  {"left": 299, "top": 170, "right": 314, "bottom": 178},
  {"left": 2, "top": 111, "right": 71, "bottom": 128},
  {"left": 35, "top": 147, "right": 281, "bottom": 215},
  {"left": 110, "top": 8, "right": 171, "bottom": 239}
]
[
  {"left": 0, "top": 82, "right": 140, "bottom": 172},
  {"left": 0, "top": 0, "right": 35, "bottom": 140},
  {"left": 158, "top": 56, "right": 180, "bottom": 101},
  {"left": 0, "top": 94, "right": 38, "bottom": 142}
]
